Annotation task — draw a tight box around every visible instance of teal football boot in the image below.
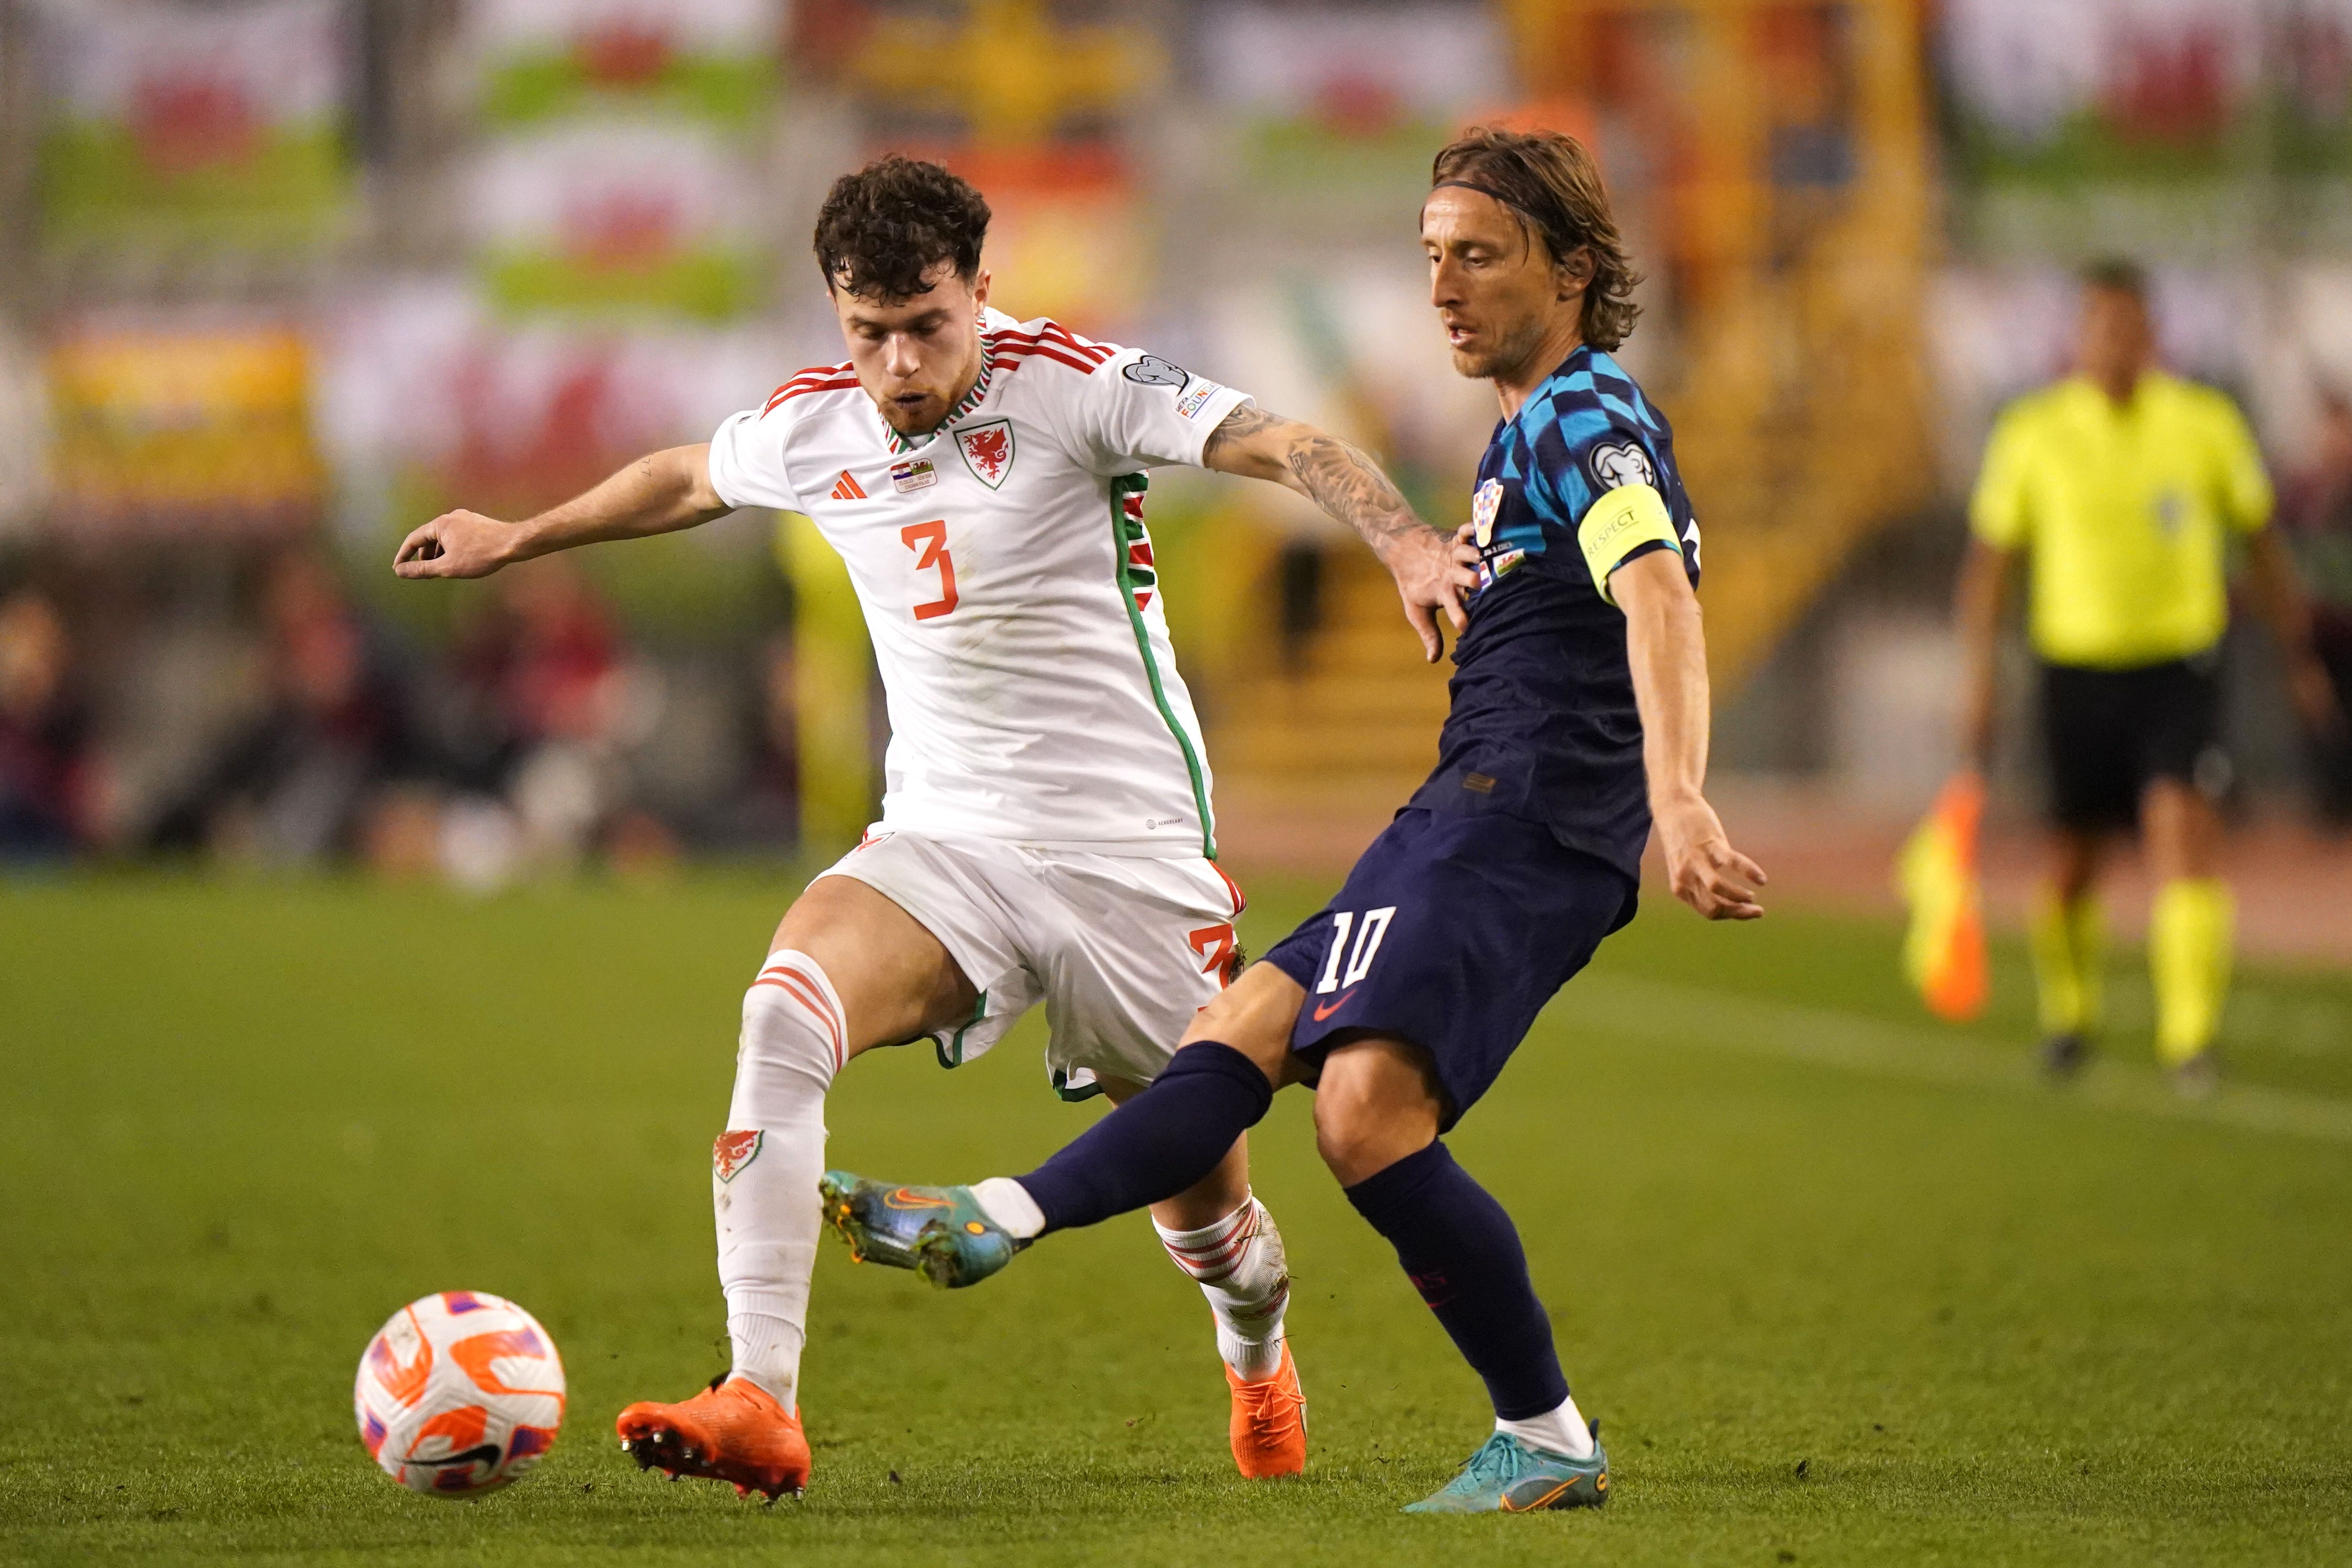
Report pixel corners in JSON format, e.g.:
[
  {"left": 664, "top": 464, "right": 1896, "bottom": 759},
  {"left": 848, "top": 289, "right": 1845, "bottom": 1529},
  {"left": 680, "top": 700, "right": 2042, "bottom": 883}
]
[
  {"left": 817, "top": 1170, "right": 1026, "bottom": 1289},
  {"left": 1402, "top": 1424, "right": 1610, "bottom": 1514}
]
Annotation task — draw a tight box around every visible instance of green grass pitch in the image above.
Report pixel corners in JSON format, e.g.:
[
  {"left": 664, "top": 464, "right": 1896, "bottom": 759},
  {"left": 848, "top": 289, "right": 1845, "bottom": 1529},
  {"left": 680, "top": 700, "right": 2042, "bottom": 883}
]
[{"left": 3, "top": 871, "right": 2349, "bottom": 1566}]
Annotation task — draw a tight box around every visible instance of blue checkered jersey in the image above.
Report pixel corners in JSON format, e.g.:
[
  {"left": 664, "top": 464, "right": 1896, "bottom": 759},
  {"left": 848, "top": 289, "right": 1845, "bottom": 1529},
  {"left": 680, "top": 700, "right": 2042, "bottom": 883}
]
[{"left": 1404, "top": 346, "right": 1702, "bottom": 882}]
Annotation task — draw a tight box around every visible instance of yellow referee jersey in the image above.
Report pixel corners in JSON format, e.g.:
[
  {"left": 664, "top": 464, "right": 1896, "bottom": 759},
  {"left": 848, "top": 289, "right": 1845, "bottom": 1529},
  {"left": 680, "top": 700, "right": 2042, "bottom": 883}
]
[{"left": 1970, "top": 371, "right": 2272, "bottom": 668}]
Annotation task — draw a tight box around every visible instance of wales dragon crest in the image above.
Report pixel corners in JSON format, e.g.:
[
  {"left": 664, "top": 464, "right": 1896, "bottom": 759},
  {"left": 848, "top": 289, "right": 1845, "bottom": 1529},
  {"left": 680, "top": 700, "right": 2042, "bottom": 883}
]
[{"left": 956, "top": 420, "right": 1015, "bottom": 489}]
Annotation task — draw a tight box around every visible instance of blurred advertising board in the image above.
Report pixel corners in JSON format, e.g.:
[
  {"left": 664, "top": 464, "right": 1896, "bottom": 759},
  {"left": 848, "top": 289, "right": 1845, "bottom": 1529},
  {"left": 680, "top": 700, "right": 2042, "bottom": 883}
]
[
  {"left": 461, "top": 0, "right": 783, "bottom": 325},
  {"left": 1943, "top": 0, "right": 2352, "bottom": 254},
  {"left": 44, "top": 320, "right": 324, "bottom": 535},
  {"left": 466, "top": 0, "right": 782, "bottom": 129},
  {"left": 1200, "top": 3, "right": 1505, "bottom": 207},
  {"left": 32, "top": 0, "right": 353, "bottom": 254},
  {"left": 469, "top": 122, "right": 771, "bottom": 323}
]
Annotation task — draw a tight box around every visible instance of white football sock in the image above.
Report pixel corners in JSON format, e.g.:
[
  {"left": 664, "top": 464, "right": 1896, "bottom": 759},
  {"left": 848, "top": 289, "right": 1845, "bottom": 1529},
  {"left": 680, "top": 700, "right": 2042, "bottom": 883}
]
[
  {"left": 713, "top": 949, "right": 845, "bottom": 1411},
  {"left": 1155, "top": 1194, "right": 1291, "bottom": 1383},
  {"left": 1497, "top": 1393, "right": 1595, "bottom": 1460},
  {"left": 971, "top": 1176, "right": 1046, "bottom": 1240}
]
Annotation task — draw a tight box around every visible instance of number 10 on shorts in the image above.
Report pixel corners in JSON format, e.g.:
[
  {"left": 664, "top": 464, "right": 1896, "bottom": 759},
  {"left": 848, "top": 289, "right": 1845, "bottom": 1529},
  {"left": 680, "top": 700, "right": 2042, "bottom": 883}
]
[{"left": 1314, "top": 907, "right": 1396, "bottom": 994}]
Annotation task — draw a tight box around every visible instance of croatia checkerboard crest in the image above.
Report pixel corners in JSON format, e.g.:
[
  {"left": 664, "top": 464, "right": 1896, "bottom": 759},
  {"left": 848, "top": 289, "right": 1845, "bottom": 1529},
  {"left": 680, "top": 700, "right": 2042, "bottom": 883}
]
[
  {"left": 1471, "top": 478, "right": 1505, "bottom": 546},
  {"left": 956, "top": 420, "right": 1015, "bottom": 489}
]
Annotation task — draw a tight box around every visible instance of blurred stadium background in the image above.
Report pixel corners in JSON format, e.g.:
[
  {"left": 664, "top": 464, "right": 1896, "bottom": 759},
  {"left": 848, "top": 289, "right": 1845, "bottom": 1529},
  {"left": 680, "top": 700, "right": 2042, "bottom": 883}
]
[
  {"left": 1, "top": 0, "right": 2350, "bottom": 955},
  {"left": 7, "top": 7, "right": 2352, "bottom": 1560}
]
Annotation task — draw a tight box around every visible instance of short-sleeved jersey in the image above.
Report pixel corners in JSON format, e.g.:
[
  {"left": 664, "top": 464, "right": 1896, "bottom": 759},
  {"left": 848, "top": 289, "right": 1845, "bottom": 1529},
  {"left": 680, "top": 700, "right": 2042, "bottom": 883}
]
[
  {"left": 1971, "top": 372, "right": 2272, "bottom": 669},
  {"left": 1407, "top": 346, "right": 1702, "bottom": 883},
  {"left": 708, "top": 310, "right": 1251, "bottom": 856}
]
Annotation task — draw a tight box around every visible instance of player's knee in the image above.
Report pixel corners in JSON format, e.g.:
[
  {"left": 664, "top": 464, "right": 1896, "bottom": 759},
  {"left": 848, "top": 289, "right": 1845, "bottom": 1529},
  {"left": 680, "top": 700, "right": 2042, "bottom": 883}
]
[
  {"left": 739, "top": 952, "right": 847, "bottom": 1091},
  {"left": 1311, "top": 1097, "right": 1427, "bottom": 1187},
  {"left": 1310, "top": 1041, "right": 1445, "bottom": 1184},
  {"left": 1309, "top": 1098, "right": 1378, "bottom": 1181},
  {"left": 1180, "top": 961, "right": 1303, "bottom": 1062}
]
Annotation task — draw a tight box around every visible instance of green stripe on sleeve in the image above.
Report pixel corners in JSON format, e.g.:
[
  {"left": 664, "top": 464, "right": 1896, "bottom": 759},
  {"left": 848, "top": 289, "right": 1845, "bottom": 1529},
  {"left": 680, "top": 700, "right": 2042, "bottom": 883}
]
[{"left": 1108, "top": 473, "right": 1216, "bottom": 859}]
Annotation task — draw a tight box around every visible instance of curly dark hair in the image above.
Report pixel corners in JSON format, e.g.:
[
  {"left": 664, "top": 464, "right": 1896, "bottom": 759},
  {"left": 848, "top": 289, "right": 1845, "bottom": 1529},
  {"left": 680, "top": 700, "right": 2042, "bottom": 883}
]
[
  {"left": 812, "top": 156, "right": 991, "bottom": 303},
  {"left": 1431, "top": 126, "right": 1642, "bottom": 352}
]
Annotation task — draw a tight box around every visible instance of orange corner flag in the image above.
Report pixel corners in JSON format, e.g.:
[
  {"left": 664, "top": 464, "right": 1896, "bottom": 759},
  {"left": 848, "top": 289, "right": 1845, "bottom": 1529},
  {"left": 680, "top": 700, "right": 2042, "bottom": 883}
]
[{"left": 1896, "top": 773, "right": 1989, "bottom": 1023}]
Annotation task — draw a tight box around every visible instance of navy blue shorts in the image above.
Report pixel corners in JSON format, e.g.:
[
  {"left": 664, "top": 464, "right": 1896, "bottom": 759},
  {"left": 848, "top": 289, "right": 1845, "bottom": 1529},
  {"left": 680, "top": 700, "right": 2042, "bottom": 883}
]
[{"left": 1260, "top": 807, "right": 1637, "bottom": 1129}]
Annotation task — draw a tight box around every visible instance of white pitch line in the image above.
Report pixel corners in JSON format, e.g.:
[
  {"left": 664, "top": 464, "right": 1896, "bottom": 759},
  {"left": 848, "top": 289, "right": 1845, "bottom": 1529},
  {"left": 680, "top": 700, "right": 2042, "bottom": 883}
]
[{"left": 1572, "top": 974, "right": 2352, "bottom": 1146}]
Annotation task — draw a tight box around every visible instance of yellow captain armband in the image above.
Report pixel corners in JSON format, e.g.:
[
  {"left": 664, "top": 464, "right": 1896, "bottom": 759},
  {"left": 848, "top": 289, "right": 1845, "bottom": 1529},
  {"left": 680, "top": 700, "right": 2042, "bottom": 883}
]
[{"left": 1577, "top": 482, "right": 1681, "bottom": 606}]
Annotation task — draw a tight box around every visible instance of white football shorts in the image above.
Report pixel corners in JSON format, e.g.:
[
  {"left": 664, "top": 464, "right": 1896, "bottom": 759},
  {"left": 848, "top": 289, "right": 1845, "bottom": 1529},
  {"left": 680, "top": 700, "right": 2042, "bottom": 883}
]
[{"left": 817, "top": 829, "right": 1247, "bottom": 1098}]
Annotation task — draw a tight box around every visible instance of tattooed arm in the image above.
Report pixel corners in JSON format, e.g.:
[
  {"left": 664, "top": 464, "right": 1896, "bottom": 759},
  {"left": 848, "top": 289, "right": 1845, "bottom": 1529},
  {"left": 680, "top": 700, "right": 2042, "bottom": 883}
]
[{"left": 1202, "top": 403, "right": 1479, "bottom": 661}]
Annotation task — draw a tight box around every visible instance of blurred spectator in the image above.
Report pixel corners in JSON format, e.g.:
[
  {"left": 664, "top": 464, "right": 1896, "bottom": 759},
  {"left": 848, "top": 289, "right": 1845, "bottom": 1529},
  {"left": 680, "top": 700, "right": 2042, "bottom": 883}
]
[
  {"left": 723, "top": 631, "right": 801, "bottom": 847},
  {"left": 2278, "top": 387, "right": 2352, "bottom": 820},
  {"left": 0, "top": 588, "right": 94, "bottom": 863},
  {"left": 435, "top": 556, "right": 637, "bottom": 876},
  {"left": 146, "top": 550, "right": 421, "bottom": 864}
]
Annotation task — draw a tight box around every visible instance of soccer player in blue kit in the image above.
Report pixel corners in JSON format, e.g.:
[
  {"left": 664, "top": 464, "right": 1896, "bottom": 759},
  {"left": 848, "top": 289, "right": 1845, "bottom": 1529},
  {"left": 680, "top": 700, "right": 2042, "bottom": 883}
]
[{"left": 822, "top": 126, "right": 1768, "bottom": 1513}]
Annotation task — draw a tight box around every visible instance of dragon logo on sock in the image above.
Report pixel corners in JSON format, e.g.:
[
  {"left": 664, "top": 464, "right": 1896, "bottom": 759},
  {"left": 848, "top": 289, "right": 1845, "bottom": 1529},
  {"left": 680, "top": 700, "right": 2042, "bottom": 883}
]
[{"left": 713, "top": 1130, "right": 764, "bottom": 1183}]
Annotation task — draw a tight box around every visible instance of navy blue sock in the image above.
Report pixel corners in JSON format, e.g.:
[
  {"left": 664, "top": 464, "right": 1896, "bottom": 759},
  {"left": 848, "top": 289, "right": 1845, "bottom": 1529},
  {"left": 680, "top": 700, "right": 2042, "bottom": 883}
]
[
  {"left": 1015, "top": 1042, "right": 1272, "bottom": 1233},
  {"left": 1343, "top": 1140, "right": 1570, "bottom": 1421}
]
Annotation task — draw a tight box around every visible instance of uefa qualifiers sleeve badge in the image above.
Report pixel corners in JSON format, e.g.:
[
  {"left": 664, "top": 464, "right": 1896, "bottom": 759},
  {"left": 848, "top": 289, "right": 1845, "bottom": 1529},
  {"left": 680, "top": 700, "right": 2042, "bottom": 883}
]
[
  {"left": 1121, "top": 354, "right": 1189, "bottom": 387},
  {"left": 955, "top": 420, "right": 1016, "bottom": 489},
  {"left": 1588, "top": 440, "right": 1657, "bottom": 492}
]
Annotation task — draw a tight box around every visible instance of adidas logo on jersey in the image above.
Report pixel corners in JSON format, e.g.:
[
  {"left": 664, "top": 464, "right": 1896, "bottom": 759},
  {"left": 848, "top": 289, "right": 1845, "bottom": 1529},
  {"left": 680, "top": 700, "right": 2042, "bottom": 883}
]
[{"left": 829, "top": 471, "right": 866, "bottom": 501}]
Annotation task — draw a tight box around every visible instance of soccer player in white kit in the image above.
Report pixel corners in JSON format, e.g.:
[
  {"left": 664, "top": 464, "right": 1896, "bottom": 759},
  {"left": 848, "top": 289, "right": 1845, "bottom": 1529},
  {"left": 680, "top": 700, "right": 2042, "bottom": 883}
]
[{"left": 394, "top": 158, "right": 1476, "bottom": 1500}]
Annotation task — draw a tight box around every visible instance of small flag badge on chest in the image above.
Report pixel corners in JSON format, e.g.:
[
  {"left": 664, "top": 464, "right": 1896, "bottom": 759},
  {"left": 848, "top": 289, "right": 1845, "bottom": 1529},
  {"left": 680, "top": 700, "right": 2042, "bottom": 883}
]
[{"left": 891, "top": 457, "right": 937, "bottom": 493}]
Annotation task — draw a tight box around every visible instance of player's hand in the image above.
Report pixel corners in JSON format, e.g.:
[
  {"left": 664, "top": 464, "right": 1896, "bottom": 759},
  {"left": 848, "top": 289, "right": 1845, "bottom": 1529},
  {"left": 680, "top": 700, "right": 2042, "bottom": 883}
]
[
  {"left": 1654, "top": 792, "right": 1767, "bottom": 921},
  {"left": 393, "top": 510, "right": 522, "bottom": 579},
  {"left": 1384, "top": 524, "right": 1483, "bottom": 663}
]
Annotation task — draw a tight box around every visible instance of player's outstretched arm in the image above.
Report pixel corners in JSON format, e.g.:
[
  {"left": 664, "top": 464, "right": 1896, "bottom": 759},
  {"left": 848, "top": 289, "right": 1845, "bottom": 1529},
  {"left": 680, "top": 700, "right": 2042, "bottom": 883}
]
[
  {"left": 392, "top": 443, "right": 732, "bottom": 580},
  {"left": 1613, "top": 548, "right": 1767, "bottom": 921},
  {"left": 1202, "top": 404, "right": 1479, "bottom": 662}
]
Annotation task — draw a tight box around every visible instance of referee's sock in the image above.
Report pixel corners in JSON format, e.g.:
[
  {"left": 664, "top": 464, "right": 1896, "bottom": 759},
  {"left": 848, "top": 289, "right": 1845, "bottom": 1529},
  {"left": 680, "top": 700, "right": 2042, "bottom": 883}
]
[
  {"left": 2029, "top": 885, "right": 2105, "bottom": 1035},
  {"left": 2152, "top": 879, "right": 2234, "bottom": 1066},
  {"left": 1006, "top": 1042, "right": 1272, "bottom": 1235},
  {"left": 1343, "top": 1140, "right": 1584, "bottom": 1449}
]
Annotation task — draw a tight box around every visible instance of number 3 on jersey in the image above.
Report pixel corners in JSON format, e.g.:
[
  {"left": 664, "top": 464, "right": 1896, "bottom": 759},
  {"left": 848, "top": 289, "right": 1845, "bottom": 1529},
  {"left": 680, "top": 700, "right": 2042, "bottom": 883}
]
[{"left": 901, "top": 520, "right": 958, "bottom": 621}]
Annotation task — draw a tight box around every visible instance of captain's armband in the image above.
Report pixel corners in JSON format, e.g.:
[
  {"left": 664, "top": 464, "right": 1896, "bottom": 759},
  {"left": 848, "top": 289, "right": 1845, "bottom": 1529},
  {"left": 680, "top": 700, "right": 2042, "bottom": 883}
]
[{"left": 1577, "top": 482, "right": 1681, "bottom": 607}]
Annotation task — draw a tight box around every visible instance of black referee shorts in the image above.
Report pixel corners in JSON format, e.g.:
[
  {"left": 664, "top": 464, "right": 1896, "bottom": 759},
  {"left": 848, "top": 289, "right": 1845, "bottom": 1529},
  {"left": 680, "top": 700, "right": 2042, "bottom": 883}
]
[{"left": 2039, "top": 654, "right": 2225, "bottom": 832}]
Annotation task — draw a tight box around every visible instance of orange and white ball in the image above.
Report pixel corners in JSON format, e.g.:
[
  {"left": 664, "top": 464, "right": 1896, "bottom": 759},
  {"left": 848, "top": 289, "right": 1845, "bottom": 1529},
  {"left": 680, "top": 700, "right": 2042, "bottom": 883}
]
[{"left": 353, "top": 1291, "right": 566, "bottom": 1496}]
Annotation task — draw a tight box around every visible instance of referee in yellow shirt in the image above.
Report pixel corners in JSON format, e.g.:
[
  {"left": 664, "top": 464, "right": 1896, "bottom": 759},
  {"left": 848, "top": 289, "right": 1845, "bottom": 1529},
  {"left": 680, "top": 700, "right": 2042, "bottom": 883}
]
[{"left": 1955, "top": 261, "right": 2338, "bottom": 1093}]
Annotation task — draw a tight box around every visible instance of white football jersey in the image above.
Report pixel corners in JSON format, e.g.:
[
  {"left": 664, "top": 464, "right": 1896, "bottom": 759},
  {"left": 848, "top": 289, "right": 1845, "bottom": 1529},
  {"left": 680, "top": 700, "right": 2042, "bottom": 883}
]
[{"left": 707, "top": 310, "right": 1252, "bottom": 857}]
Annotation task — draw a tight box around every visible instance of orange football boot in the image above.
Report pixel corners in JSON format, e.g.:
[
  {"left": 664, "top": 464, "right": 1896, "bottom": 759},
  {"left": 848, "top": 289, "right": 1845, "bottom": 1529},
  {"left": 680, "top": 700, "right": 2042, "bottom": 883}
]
[
  {"left": 615, "top": 1374, "right": 811, "bottom": 1502},
  {"left": 1227, "top": 1342, "right": 1308, "bottom": 1479}
]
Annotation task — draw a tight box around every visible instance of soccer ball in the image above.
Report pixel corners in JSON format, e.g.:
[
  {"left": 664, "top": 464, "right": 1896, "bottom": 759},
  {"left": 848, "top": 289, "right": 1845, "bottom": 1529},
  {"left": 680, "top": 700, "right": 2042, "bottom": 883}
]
[{"left": 353, "top": 1291, "right": 566, "bottom": 1496}]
